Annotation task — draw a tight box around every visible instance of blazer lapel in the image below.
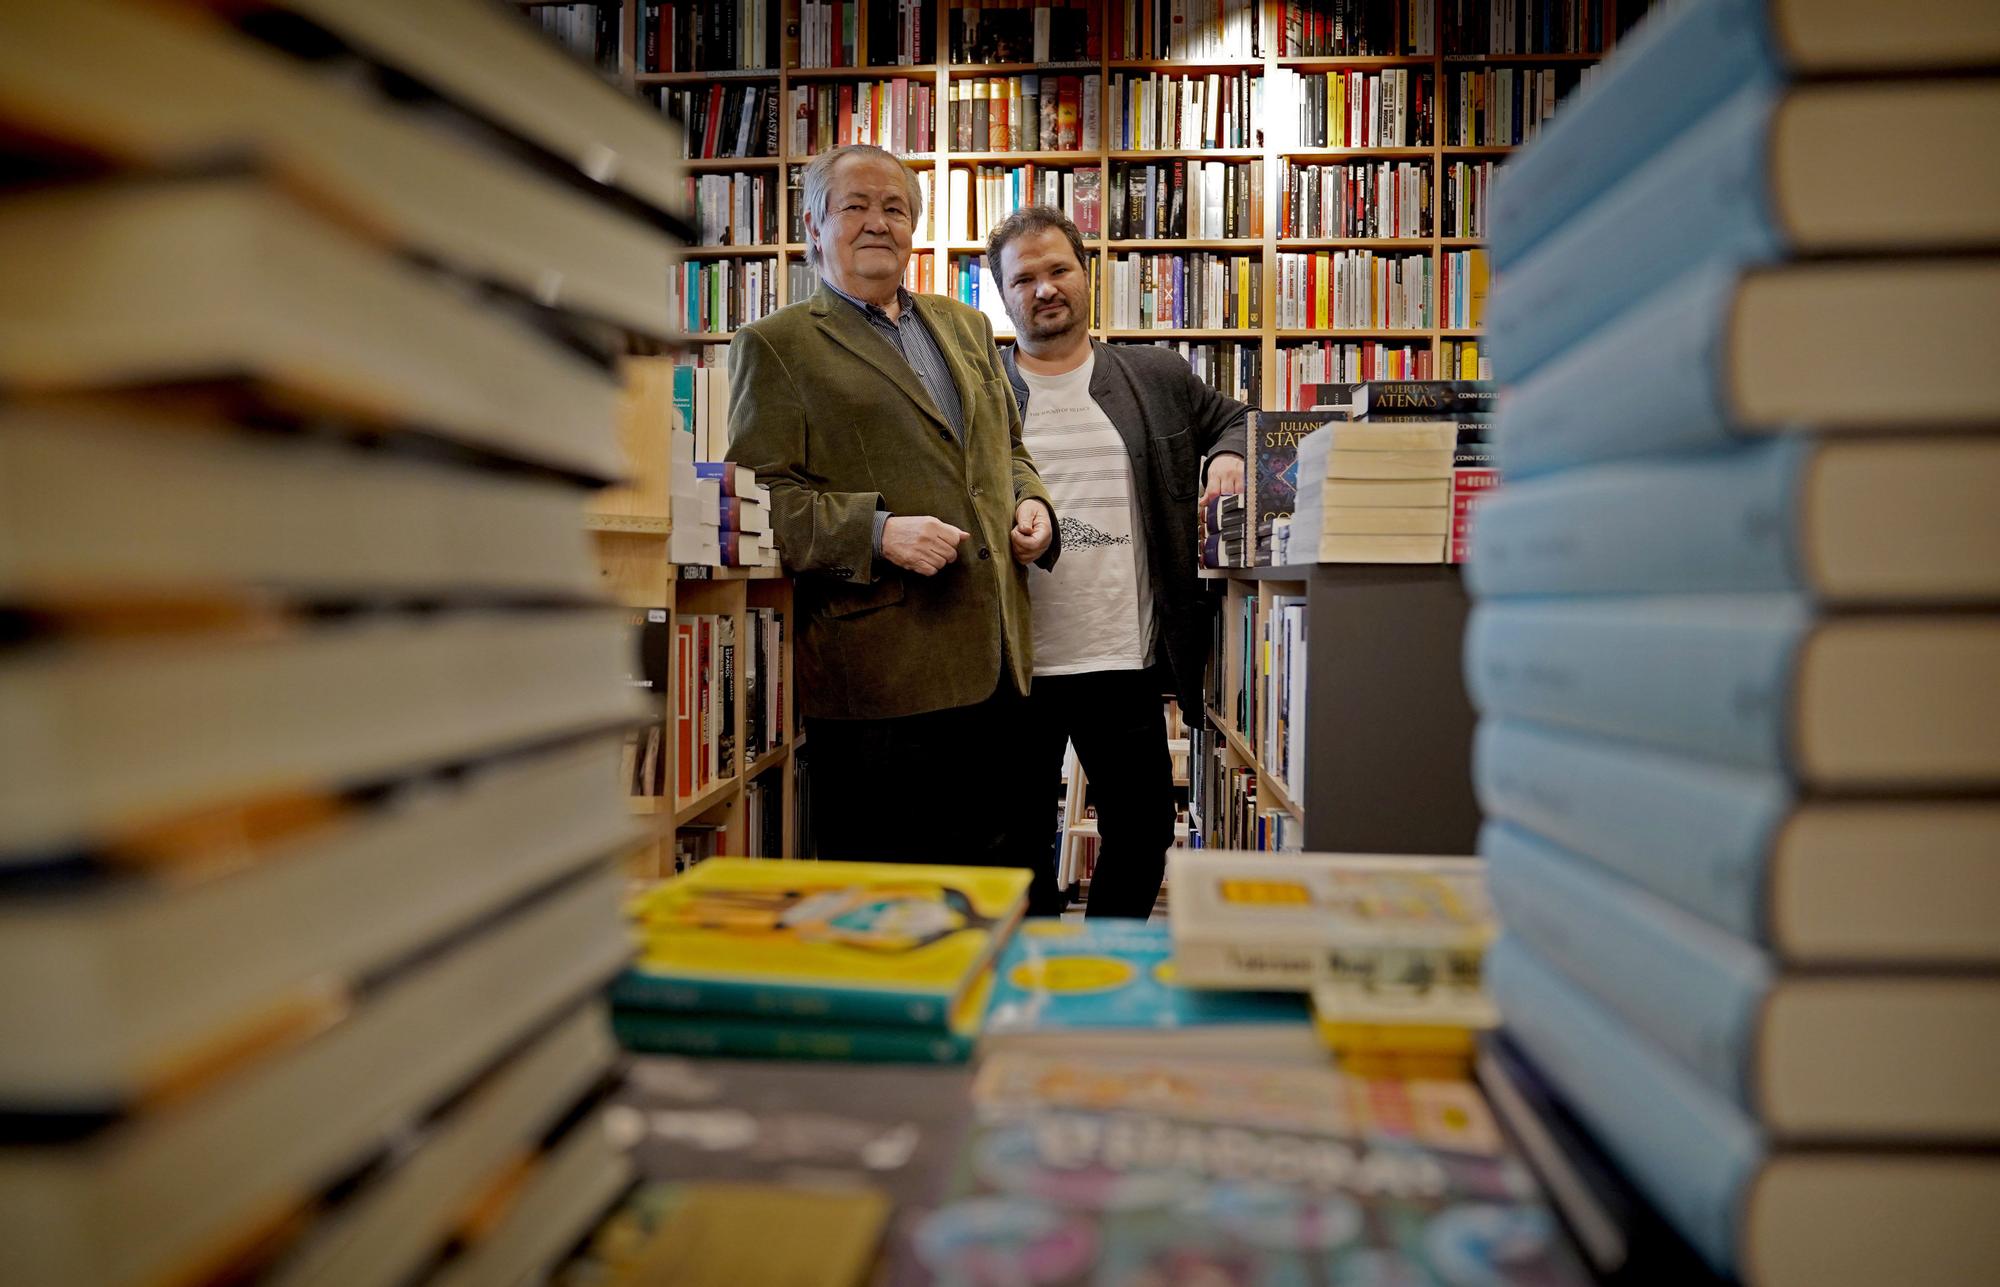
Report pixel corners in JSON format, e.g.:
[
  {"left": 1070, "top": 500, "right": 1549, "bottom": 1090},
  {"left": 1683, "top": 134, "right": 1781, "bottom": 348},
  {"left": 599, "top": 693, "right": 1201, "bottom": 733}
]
[
  {"left": 1088, "top": 340, "right": 1152, "bottom": 470},
  {"left": 911, "top": 293, "right": 985, "bottom": 447},
  {"left": 810, "top": 286, "right": 948, "bottom": 432}
]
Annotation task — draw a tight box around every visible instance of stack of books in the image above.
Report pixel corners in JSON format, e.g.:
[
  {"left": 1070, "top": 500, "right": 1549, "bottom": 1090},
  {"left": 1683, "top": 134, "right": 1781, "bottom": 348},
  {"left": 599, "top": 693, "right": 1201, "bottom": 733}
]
[
  {"left": 1467, "top": 1, "right": 2000, "bottom": 1282},
  {"left": 611, "top": 859, "right": 1029, "bottom": 1062},
  {"left": 1349, "top": 379, "right": 1498, "bottom": 563},
  {"left": 0, "top": 0, "right": 685, "bottom": 1282},
  {"left": 1168, "top": 852, "right": 1497, "bottom": 1075},
  {"left": 1198, "top": 491, "right": 1248, "bottom": 568},
  {"left": 1255, "top": 408, "right": 1456, "bottom": 565},
  {"left": 696, "top": 463, "right": 779, "bottom": 569}
]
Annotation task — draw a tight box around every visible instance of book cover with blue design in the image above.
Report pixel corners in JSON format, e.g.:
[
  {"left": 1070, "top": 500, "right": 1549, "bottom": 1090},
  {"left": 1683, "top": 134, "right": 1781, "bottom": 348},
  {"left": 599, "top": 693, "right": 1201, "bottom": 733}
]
[{"left": 983, "top": 919, "right": 1312, "bottom": 1055}]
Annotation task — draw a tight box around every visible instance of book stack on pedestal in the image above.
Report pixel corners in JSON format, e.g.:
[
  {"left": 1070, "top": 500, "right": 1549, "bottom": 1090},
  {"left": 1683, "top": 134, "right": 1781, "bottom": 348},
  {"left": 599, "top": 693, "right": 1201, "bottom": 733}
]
[
  {"left": 0, "top": 1, "right": 686, "bottom": 1282},
  {"left": 1465, "top": 1, "right": 2000, "bottom": 1283}
]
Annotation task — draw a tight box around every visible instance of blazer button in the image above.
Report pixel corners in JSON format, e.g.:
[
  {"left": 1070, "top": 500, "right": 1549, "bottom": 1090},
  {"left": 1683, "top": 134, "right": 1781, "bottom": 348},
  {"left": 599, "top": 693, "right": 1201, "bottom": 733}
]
[
  {"left": 938, "top": 429, "right": 952, "bottom": 441},
  {"left": 979, "top": 547, "right": 991, "bottom": 560}
]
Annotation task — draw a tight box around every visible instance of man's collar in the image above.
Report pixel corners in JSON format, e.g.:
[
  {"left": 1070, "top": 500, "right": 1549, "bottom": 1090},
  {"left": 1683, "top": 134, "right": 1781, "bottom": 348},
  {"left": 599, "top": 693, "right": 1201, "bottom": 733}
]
[{"left": 824, "top": 280, "right": 912, "bottom": 320}]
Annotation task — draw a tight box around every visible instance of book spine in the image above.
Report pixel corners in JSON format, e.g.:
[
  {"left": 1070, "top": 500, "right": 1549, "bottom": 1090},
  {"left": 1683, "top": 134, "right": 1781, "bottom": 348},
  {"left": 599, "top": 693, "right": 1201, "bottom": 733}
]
[
  {"left": 1488, "top": 936, "right": 1759, "bottom": 1278},
  {"left": 1488, "top": 0, "right": 1778, "bottom": 270},
  {"left": 1483, "top": 821, "right": 1772, "bottom": 1112},
  {"left": 1473, "top": 719, "right": 1787, "bottom": 946},
  {"left": 1464, "top": 596, "right": 1809, "bottom": 772},
  {"left": 1486, "top": 82, "right": 1784, "bottom": 385},
  {"left": 609, "top": 972, "right": 949, "bottom": 1027},
  {"left": 612, "top": 1011, "right": 972, "bottom": 1062},
  {"left": 1173, "top": 936, "right": 1471, "bottom": 990},
  {"left": 1492, "top": 262, "right": 1749, "bottom": 479},
  {"left": 1467, "top": 437, "right": 1810, "bottom": 598}
]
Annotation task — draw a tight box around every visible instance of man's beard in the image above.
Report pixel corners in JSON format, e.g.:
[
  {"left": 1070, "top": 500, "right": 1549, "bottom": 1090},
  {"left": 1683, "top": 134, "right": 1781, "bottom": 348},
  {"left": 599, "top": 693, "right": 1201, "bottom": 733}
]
[{"left": 1022, "top": 297, "right": 1085, "bottom": 342}]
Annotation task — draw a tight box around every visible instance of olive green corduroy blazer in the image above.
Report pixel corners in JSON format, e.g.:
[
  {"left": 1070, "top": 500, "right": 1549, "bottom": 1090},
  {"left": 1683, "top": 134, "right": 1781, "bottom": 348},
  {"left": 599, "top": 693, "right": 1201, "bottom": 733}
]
[{"left": 725, "top": 286, "right": 1059, "bottom": 721}]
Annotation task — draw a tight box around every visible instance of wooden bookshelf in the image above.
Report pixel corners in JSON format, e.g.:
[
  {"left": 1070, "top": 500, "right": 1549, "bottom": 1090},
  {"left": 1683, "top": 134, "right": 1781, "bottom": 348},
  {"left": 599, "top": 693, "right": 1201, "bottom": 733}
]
[
  {"left": 591, "top": 0, "right": 1622, "bottom": 400},
  {"left": 1201, "top": 564, "right": 1480, "bottom": 854}
]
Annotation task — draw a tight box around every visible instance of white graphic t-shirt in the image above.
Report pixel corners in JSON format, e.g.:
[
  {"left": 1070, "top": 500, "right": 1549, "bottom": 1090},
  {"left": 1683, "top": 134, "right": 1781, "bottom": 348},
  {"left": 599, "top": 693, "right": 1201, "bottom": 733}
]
[{"left": 1020, "top": 351, "right": 1153, "bottom": 675}]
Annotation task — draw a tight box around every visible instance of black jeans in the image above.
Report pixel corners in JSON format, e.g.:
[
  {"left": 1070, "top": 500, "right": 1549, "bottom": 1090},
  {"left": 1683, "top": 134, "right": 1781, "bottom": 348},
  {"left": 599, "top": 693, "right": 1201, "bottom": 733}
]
[
  {"left": 805, "top": 674, "right": 1052, "bottom": 890},
  {"left": 1012, "top": 666, "right": 1175, "bottom": 919}
]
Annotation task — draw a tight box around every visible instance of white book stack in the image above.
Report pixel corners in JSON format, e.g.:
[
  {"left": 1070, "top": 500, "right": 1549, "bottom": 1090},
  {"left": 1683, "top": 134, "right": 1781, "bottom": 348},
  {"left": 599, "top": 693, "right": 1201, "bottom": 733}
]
[
  {"left": 1287, "top": 421, "right": 1455, "bottom": 563},
  {"left": 0, "top": 1, "right": 682, "bottom": 1282}
]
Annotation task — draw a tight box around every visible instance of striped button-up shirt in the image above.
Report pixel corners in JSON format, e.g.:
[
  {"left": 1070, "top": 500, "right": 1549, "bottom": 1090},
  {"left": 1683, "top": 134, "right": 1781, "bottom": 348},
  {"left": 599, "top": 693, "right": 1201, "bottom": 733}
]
[{"left": 825, "top": 283, "right": 965, "bottom": 441}]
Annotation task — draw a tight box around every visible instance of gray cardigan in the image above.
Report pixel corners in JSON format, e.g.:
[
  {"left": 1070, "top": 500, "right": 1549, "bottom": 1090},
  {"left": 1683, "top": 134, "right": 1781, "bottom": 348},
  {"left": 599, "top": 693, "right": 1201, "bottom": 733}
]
[{"left": 1001, "top": 340, "right": 1250, "bottom": 714}]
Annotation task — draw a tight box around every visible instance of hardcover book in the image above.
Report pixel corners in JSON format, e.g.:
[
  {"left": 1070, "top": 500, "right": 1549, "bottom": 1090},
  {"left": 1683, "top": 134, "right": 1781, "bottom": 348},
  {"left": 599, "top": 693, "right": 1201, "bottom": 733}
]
[
  {"left": 903, "top": 1052, "right": 1595, "bottom": 1285},
  {"left": 1168, "top": 850, "right": 1495, "bottom": 991},
  {"left": 983, "top": 919, "right": 1315, "bottom": 1058},
  {"left": 613, "top": 858, "right": 1030, "bottom": 1029},
  {"left": 1247, "top": 410, "right": 1342, "bottom": 558}
]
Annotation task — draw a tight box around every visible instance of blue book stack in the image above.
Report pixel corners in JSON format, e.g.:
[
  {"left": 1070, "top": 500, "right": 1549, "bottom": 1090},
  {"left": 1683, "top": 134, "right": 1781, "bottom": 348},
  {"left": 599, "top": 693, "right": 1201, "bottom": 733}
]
[{"left": 1465, "top": 3, "right": 2000, "bottom": 1284}]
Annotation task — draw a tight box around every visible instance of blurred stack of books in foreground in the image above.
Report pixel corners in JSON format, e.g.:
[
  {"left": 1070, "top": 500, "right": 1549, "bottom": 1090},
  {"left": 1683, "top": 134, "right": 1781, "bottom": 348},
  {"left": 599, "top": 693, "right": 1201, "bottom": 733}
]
[
  {"left": 0, "top": 0, "right": 683, "bottom": 1280},
  {"left": 592, "top": 849, "right": 1609, "bottom": 1283},
  {"left": 1466, "top": 0, "right": 2000, "bottom": 1283}
]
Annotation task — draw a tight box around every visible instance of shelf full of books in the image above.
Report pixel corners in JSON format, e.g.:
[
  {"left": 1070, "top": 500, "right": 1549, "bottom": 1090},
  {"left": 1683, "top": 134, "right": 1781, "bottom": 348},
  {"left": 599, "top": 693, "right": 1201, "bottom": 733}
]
[
  {"left": 524, "top": 0, "right": 1632, "bottom": 408},
  {"left": 590, "top": 356, "right": 807, "bottom": 871}
]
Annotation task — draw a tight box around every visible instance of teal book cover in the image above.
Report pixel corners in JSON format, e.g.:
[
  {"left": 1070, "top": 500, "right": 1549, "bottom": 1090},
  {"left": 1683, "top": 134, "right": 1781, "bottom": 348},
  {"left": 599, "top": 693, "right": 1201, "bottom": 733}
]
[{"left": 985, "top": 919, "right": 1309, "bottom": 1040}]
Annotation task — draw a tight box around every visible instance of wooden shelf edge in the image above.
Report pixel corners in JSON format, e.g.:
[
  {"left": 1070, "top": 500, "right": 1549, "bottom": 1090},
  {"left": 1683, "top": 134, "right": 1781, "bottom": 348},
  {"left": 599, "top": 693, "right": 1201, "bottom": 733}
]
[
  {"left": 674, "top": 774, "right": 740, "bottom": 825},
  {"left": 744, "top": 743, "right": 790, "bottom": 779},
  {"left": 1201, "top": 704, "right": 1304, "bottom": 822}
]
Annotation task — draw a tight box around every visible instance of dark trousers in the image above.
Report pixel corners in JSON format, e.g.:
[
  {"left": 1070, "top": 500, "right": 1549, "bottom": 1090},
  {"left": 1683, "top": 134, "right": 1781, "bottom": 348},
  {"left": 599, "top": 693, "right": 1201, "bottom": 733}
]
[
  {"left": 1012, "top": 666, "right": 1175, "bottom": 919},
  {"left": 805, "top": 676, "right": 1064, "bottom": 904}
]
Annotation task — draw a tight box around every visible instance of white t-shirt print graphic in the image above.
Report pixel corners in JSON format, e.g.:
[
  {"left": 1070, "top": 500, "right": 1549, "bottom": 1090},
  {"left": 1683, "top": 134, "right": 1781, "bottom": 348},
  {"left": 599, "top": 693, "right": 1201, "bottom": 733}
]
[{"left": 1020, "top": 351, "right": 1154, "bottom": 676}]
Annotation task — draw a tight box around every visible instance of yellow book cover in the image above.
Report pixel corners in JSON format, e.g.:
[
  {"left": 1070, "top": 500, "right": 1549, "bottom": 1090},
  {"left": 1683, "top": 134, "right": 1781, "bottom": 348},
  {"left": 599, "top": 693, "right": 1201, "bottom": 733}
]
[
  {"left": 1467, "top": 248, "right": 1491, "bottom": 328},
  {"left": 614, "top": 858, "right": 1030, "bottom": 1028}
]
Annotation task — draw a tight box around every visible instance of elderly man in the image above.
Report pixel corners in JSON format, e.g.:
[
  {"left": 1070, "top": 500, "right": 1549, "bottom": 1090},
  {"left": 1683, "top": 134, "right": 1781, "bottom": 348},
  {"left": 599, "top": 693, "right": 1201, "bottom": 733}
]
[
  {"left": 988, "top": 205, "right": 1249, "bottom": 918},
  {"left": 726, "top": 144, "right": 1061, "bottom": 897}
]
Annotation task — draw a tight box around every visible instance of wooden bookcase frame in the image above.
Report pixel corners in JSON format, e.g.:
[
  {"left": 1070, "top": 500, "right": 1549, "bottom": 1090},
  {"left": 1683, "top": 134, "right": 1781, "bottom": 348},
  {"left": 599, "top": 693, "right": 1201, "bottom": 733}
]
[{"left": 522, "top": 0, "right": 1624, "bottom": 401}]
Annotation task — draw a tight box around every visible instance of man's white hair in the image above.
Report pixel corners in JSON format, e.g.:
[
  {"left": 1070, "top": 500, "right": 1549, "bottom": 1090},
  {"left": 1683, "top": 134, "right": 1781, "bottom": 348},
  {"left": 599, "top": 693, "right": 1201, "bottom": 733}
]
[{"left": 802, "top": 144, "right": 925, "bottom": 271}]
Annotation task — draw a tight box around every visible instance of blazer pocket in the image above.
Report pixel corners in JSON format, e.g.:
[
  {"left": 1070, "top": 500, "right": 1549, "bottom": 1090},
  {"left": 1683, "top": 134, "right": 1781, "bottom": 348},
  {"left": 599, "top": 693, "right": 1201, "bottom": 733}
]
[
  {"left": 821, "top": 576, "right": 907, "bottom": 620},
  {"left": 1152, "top": 428, "right": 1199, "bottom": 500}
]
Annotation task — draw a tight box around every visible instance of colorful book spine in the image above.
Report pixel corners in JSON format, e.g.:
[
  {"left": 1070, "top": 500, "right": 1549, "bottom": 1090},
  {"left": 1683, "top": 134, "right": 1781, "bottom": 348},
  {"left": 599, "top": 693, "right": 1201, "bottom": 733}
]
[
  {"left": 1487, "top": 936, "right": 1763, "bottom": 1278},
  {"left": 1468, "top": 437, "right": 1813, "bottom": 597},
  {"left": 611, "top": 1011, "right": 973, "bottom": 1062},
  {"left": 1472, "top": 719, "right": 1788, "bottom": 946},
  {"left": 1464, "top": 595, "right": 1811, "bottom": 773},
  {"left": 1483, "top": 821, "right": 1774, "bottom": 1113},
  {"left": 609, "top": 972, "right": 952, "bottom": 1027}
]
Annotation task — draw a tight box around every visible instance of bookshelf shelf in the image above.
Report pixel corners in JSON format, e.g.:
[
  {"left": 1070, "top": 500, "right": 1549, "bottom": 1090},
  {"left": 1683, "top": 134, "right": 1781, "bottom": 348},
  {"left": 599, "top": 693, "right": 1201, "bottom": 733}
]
[
  {"left": 1203, "top": 705, "right": 1303, "bottom": 822},
  {"left": 681, "top": 156, "right": 783, "bottom": 170},
  {"left": 1440, "top": 146, "right": 1518, "bottom": 156},
  {"left": 681, "top": 244, "right": 785, "bottom": 256},
  {"left": 675, "top": 773, "right": 741, "bottom": 825},
  {"left": 1279, "top": 237, "right": 1436, "bottom": 249},
  {"left": 949, "top": 150, "right": 1098, "bottom": 163},
  {"left": 669, "top": 332, "right": 737, "bottom": 343},
  {"left": 1442, "top": 52, "right": 1602, "bottom": 63},
  {"left": 949, "top": 61, "right": 1101, "bottom": 76},
  {"left": 786, "top": 63, "right": 939, "bottom": 79},
  {"left": 638, "top": 69, "right": 780, "bottom": 85},
  {"left": 583, "top": 513, "right": 672, "bottom": 534},
  {"left": 745, "top": 743, "right": 790, "bottom": 779},
  {"left": 1275, "top": 328, "right": 1436, "bottom": 340},
  {"left": 1108, "top": 238, "right": 1260, "bottom": 250},
  {"left": 1278, "top": 55, "right": 1439, "bottom": 69},
  {"left": 1108, "top": 148, "right": 1264, "bottom": 160},
  {"left": 1102, "top": 328, "right": 1260, "bottom": 339},
  {"left": 1280, "top": 147, "right": 1435, "bottom": 160},
  {"left": 1109, "top": 58, "right": 1265, "bottom": 71}
]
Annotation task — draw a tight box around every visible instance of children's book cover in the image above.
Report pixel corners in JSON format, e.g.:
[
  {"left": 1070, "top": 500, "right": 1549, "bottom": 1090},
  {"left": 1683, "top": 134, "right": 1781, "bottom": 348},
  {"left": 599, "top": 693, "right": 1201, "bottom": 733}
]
[
  {"left": 901, "top": 1052, "right": 1594, "bottom": 1286},
  {"left": 613, "top": 859, "right": 1030, "bottom": 1028},
  {"left": 984, "top": 919, "right": 1311, "bottom": 1045}
]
